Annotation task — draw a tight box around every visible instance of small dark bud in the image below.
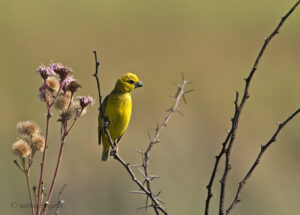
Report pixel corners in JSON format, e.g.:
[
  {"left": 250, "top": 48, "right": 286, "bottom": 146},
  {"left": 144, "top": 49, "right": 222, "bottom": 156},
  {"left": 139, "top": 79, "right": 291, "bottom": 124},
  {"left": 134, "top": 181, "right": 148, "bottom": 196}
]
[
  {"left": 76, "top": 96, "right": 95, "bottom": 108},
  {"left": 65, "top": 81, "right": 82, "bottom": 93}
]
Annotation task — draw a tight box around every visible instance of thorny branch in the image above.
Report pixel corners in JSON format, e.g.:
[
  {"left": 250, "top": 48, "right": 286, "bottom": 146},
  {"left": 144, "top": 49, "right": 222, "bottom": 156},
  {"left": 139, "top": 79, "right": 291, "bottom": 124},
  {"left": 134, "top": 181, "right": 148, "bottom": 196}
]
[
  {"left": 204, "top": 1, "right": 300, "bottom": 215},
  {"left": 142, "top": 74, "right": 191, "bottom": 214},
  {"left": 93, "top": 51, "right": 192, "bottom": 214},
  {"left": 226, "top": 108, "right": 300, "bottom": 214}
]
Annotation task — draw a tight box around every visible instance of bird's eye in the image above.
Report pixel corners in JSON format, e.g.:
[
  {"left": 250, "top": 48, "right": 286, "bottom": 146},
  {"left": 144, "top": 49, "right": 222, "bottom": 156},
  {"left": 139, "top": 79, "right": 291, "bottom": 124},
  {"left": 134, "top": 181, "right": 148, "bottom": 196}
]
[{"left": 128, "top": 80, "right": 135, "bottom": 84}]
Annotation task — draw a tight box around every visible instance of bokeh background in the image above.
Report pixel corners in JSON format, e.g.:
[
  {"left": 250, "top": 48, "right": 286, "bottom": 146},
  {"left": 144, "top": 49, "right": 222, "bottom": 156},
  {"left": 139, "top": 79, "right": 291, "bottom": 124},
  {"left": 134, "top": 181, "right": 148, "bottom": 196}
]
[{"left": 1, "top": 0, "right": 300, "bottom": 214}]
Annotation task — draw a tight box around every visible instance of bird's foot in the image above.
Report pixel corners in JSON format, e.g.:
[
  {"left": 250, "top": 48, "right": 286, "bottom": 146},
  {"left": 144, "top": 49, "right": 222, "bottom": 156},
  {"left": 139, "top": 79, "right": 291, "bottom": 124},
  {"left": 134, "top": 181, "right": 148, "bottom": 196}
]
[{"left": 110, "top": 145, "right": 118, "bottom": 156}]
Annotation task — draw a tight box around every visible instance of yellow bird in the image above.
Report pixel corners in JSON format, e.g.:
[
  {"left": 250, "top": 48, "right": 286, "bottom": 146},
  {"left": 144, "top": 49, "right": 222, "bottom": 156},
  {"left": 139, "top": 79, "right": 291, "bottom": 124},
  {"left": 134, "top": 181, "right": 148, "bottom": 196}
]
[{"left": 98, "top": 73, "right": 143, "bottom": 161}]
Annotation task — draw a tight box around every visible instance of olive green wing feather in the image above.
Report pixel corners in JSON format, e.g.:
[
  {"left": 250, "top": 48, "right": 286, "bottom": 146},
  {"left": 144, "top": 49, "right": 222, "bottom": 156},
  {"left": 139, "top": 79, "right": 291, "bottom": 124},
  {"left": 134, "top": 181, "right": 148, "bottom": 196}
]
[
  {"left": 98, "top": 95, "right": 109, "bottom": 145},
  {"left": 116, "top": 134, "right": 124, "bottom": 143}
]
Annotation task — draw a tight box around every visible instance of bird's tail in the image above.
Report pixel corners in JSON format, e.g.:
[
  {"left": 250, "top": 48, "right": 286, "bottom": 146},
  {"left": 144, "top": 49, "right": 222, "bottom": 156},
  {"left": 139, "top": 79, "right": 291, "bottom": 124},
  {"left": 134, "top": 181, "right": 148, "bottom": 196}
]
[
  {"left": 102, "top": 151, "right": 109, "bottom": 161},
  {"left": 102, "top": 143, "right": 110, "bottom": 161}
]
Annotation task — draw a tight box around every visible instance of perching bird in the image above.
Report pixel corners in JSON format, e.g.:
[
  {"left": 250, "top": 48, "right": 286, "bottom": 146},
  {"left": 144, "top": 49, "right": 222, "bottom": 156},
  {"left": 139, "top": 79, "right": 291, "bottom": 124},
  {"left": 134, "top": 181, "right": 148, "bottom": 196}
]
[{"left": 98, "top": 73, "right": 143, "bottom": 161}]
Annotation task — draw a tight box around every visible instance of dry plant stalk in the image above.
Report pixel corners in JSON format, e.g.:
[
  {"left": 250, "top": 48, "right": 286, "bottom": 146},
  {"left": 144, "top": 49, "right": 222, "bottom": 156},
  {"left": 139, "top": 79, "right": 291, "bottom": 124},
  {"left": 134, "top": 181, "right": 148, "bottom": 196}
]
[
  {"left": 12, "top": 63, "right": 94, "bottom": 215},
  {"left": 204, "top": 1, "right": 300, "bottom": 215},
  {"left": 93, "top": 51, "right": 192, "bottom": 215}
]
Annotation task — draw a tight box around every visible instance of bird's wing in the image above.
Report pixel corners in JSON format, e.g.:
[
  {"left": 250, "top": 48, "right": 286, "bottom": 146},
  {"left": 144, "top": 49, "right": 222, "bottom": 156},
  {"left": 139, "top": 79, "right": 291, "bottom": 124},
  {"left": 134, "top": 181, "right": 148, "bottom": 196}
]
[{"left": 98, "top": 95, "right": 109, "bottom": 145}]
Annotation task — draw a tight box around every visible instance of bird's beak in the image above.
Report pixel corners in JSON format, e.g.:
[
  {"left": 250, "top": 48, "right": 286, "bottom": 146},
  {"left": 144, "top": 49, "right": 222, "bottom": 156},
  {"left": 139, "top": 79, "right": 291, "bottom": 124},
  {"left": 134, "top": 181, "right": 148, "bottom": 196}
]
[{"left": 135, "top": 80, "right": 143, "bottom": 88}]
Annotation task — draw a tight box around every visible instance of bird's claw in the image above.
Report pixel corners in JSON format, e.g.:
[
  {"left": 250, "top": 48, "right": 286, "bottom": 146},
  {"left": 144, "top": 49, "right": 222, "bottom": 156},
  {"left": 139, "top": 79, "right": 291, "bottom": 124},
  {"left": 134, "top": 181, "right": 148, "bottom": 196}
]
[{"left": 110, "top": 145, "right": 118, "bottom": 156}]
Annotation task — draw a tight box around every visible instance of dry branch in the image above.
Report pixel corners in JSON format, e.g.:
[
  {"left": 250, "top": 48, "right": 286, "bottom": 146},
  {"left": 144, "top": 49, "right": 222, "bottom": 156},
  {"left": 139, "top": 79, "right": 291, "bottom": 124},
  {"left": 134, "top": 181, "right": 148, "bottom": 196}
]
[
  {"left": 226, "top": 108, "right": 300, "bottom": 214},
  {"left": 204, "top": 1, "right": 300, "bottom": 215}
]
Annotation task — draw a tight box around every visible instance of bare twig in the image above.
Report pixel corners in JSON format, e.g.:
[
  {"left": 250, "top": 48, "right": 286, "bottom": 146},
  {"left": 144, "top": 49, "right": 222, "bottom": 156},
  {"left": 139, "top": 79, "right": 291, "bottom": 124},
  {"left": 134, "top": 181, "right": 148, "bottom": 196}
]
[
  {"left": 93, "top": 50, "right": 102, "bottom": 106},
  {"left": 13, "top": 160, "right": 24, "bottom": 172},
  {"left": 204, "top": 1, "right": 300, "bottom": 215},
  {"left": 226, "top": 108, "right": 300, "bottom": 214},
  {"left": 93, "top": 50, "right": 103, "bottom": 147},
  {"left": 204, "top": 93, "right": 238, "bottom": 215},
  {"left": 220, "top": 2, "right": 300, "bottom": 214}
]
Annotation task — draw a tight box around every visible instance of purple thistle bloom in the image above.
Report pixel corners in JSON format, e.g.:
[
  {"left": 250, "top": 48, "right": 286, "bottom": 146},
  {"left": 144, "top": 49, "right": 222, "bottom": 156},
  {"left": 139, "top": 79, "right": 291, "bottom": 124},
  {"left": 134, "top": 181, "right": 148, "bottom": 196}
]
[
  {"left": 77, "top": 96, "right": 95, "bottom": 108},
  {"left": 50, "top": 63, "right": 65, "bottom": 71},
  {"left": 36, "top": 65, "right": 55, "bottom": 80},
  {"left": 50, "top": 63, "right": 72, "bottom": 81},
  {"left": 61, "top": 76, "right": 75, "bottom": 87}
]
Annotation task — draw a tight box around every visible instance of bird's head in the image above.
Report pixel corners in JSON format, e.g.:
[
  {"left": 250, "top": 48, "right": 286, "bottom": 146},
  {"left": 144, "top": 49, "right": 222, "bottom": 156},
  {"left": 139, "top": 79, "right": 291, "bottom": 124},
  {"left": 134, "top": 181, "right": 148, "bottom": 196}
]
[{"left": 114, "top": 73, "right": 143, "bottom": 93}]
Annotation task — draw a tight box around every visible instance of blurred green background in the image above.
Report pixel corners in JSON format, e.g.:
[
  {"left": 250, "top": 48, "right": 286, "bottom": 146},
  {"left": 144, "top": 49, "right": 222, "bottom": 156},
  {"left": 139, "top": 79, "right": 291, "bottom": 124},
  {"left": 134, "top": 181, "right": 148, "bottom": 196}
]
[{"left": 1, "top": 0, "right": 300, "bottom": 214}]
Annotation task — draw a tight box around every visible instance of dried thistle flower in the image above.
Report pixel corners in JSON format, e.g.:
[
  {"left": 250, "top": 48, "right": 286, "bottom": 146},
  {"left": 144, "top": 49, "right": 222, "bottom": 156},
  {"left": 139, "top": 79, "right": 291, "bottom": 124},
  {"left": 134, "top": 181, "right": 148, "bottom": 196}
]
[
  {"left": 46, "top": 76, "right": 60, "bottom": 93},
  {"left": 12, "top": 139, "right": 31, "bottom": 158},
  {"left": 65, "top": 81, "right": 81, "bottom": 93},
  {"left": 66, "top": 100, "right": 87, "bottom": 119},
  {"left": 39, "top": 77, "right": 59, "bottom": 102},
  {"left": 64, "top": 102, "right": 77, "bottom": 120},
  {"left": 36, "top": 65, "right": 56, "bottom": 80},
  {"left": 55, "top": 91, "right": 72, "bottom": 111},
  {"left": 31, "top": 135, "right": 45, "bottom": 152},
  {"left": 38, "top": 84, "right": 48, "bottom": 101},
  {"left": 17, "top": 121, "right": 40, "bottom": 137},
  {"left": 38, "top": 86, "right": 53, "bottom": 103},
  {"left": 76, "top": 96, "right": 95, "bottom": 109},
  {"left": 50, "top": 63, "right": 72, "bottom": 81}
]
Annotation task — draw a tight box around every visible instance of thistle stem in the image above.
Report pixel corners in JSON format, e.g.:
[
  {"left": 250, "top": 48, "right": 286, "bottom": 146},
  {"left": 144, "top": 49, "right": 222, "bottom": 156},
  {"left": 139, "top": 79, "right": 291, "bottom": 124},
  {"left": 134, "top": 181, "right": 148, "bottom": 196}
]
[
  {"left": 25, "top": 170, "right": 36, "bottom": 215},
  {"left": 42, "top": 139, "right": 65, "bottom": 215},
  {"left": 36, "top": 105, "right": 51, "bottom": 215}
]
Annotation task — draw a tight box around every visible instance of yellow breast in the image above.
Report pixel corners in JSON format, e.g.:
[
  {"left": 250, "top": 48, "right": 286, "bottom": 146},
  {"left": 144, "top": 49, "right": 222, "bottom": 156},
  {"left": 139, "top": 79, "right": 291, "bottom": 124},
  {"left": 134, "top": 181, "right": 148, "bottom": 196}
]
[{"left": 104, "top": 92, "right": 132, "bottom": 141}]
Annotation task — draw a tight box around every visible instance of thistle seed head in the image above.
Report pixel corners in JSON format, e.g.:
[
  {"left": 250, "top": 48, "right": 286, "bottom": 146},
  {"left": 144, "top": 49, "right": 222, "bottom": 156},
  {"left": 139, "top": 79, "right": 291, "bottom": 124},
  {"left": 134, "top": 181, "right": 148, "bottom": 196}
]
[
  {"left": 16, "top": 121, "right": 40, "bottom": 137},
  {"left": 12, "top": 139, "right": 31, "bottom": 158},
  {"left": 46, "top": 76, "right": 60, "bottom": 93},
  {"left": 31, "top": 135, "right": 45, "bottom": 152},
  {"left": 55, "top": 91, "right": 72, "bottom": 111}
]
